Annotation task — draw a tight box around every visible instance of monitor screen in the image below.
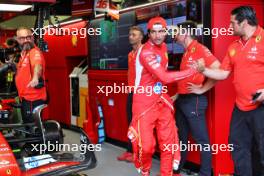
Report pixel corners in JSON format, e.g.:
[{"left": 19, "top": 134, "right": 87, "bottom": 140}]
[{"left": 89, "top": 12, "right": 135, "bottom": 70}]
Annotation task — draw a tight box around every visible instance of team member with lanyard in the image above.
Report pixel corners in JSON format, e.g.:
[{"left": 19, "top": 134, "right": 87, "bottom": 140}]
[{"left": 15, "top": 27, "right": 47, "bottom": 124}]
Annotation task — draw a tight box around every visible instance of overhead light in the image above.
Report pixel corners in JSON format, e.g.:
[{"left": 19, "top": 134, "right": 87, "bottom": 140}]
[
  {"left": 59, "top": 18, "right": 83, "bottom": 26},
  {"left": 0, "top": 4, "right": 32, "bottom": 12},
  {"left": 44, "top": 18, "right": 83, "bottom": 28}
]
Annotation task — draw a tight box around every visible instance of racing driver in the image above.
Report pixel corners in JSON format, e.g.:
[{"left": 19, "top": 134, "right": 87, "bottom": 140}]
[{"left": 127, "top": 17, "right": 198, "bottom": 176}]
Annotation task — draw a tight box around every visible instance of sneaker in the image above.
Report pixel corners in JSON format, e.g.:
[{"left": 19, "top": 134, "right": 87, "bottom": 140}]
[
  {"left": 141, "top": 170, "right": 150, "bottom": 176},
  {"left": 173, "top": 160, "right": 180, "bottom": 171},
  {"left": 124, "top": 153, "right": 133, "bottom": 163},
  {"left": 117, "top": 152, "right": 133, "bottom": 161}
]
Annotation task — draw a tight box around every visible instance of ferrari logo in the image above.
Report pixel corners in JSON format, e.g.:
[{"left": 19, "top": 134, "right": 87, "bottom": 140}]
[
  {"left": 165, "top": 52, "right": 168, "bottom": 60},
  {"left": 191, "top": 47, "right": 196, "bottom": 53},
  {"left": 256, "top": 35, "right": 262, "bottom": 43},
  {"left": 6, "top": 169, "right": 11, "bottom": 175},
  {"left": 229, "top": 49, "right": 236, "bottom": 57}
]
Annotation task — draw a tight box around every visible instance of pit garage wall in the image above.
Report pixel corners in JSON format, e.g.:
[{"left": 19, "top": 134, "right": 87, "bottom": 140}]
[
  {"left": 43, "top": 21, "right": 88, "bottom": 125},
  {"left": 211, "top": 0, "right": 264, "bottom": 175},
  {"left": 88, "top": 70, "right": 129, "bottom": 142}
]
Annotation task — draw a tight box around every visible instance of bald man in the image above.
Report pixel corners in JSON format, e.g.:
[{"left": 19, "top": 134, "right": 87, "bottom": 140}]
[{"left": 15, "top": 27, "right": 47, "bottom": 124}]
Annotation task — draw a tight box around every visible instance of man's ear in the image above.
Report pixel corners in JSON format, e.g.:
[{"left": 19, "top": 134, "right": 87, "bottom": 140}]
[{"left": 241, "top": 19, "right": 247, "bottom": 27}]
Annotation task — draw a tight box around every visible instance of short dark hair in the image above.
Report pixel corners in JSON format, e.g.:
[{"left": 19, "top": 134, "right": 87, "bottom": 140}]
[
  {"left": 231, "top": 6, "right": 258, "bottom": 26},
  {"left": 129, "top": 26, "right": 144, "bottom": 37},
  {"left": 177, "top": 20, "right": 198, "bottom": 39}
]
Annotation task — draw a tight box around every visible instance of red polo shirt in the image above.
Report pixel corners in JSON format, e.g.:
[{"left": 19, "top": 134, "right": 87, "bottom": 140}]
[
  {"left": 177, "top": 40, "right": 217, "bottom": 94},
  {"left": 221, "top": 26, "right": 264, "bottom": 111},
  {"left": 15, "top": 46, "right": 47, "bottom": 101}
]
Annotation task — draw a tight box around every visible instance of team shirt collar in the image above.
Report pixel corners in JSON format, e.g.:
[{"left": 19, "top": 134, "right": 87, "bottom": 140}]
[
  {"left": 186, "top": 40, "right": 198, "bottom": 52},
  {"left": 252, "top": 25, "right": 262, "bottom": 38}
]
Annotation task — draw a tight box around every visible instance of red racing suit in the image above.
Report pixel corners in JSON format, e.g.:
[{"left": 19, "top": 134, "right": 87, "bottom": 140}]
[{"left": 128, "top": 40, "right": 196, "bottom": 175}]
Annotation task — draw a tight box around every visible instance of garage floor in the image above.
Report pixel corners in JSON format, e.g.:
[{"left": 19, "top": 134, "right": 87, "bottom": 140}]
[{"left": 64, "top": 129, "right": 197, "bottom": 176}]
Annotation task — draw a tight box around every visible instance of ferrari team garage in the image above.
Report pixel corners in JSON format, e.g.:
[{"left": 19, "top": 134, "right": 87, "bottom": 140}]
[{"left": 0, "top": 0, "right": 264, "bottom": 176}]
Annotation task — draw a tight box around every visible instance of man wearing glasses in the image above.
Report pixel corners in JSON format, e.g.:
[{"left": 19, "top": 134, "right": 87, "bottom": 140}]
[{"left": 15, "top": 27, "right": 47, "bottom": 124}]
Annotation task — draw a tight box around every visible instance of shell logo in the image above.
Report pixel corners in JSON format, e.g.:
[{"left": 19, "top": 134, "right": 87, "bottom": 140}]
[
  {"left": 72, "top": 35, "right": 78, "bottom": 47},
  {"left": 255, "top": 35, "right": 261, "bottom": 43},
  {"left": 229, "top": 49, "right": 236, "bottom": 57},
  {"left": 6, "top": 169, "right": 11, "bottom": 175},
  {"left": 191, "top": 47, "right": 196, "bottom": 53}
]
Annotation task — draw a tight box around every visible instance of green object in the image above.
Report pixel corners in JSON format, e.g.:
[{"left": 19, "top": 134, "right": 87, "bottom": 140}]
[
  {"left": 12, "top": 149, "right": 21, "bottom": 153},
  {"left": 100, "top": 60, "right": 106, "bottom": 69},
  {"left": 6, "top": 72, "right": 13, "bottom": 82},
  {"left": 99, "top": 20, "right": 118, "bottom": 44},
  {"left": 12, "top": 97, "right": 22, "bottom": 124},
  {"left": 0, "top": 15, "right": 70, "bottom": 30}
]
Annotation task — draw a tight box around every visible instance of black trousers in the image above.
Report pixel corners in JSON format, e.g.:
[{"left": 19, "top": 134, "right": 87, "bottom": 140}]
[
  {"left": 126, "top": 92, "right": 133, "bottom": 153},
  {"left": 175, "top": 94, "right": 212, "bottom": 176},
  {"left": 21, "top": 99, "right": 46, "bottom": 123},
  {"left": 229, "top": 105, "right": 264, "bottom": 176}
]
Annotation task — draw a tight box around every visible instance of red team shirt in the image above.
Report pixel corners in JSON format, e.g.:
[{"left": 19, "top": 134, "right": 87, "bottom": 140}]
[
  {"left": 221, "top": 26, "right": 264, "bottom": 111},
  {"left": 177, "top": 40, "right": 217, "bottom": 94},
  {"left": 128, "top": 48, "right": 139, "bottom": 88},
  {"left": 15, "top": 46, "right": 47, "bottom": 101}
]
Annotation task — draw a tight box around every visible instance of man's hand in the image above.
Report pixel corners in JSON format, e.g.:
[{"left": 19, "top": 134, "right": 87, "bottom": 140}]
[
  {"left": 187, "top": 83, "right": 204, "bottom": 94},
  {"left": 255, "top": 89, "right": 264, "bottom": 102},
  {"left": 27, "top": 77, "right": 39, "bottom": 88}
]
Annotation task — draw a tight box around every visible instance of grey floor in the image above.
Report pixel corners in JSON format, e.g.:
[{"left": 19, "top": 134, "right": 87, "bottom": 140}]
[{"left": 64, "top": 129, "right": 196, "bottom": 176}]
